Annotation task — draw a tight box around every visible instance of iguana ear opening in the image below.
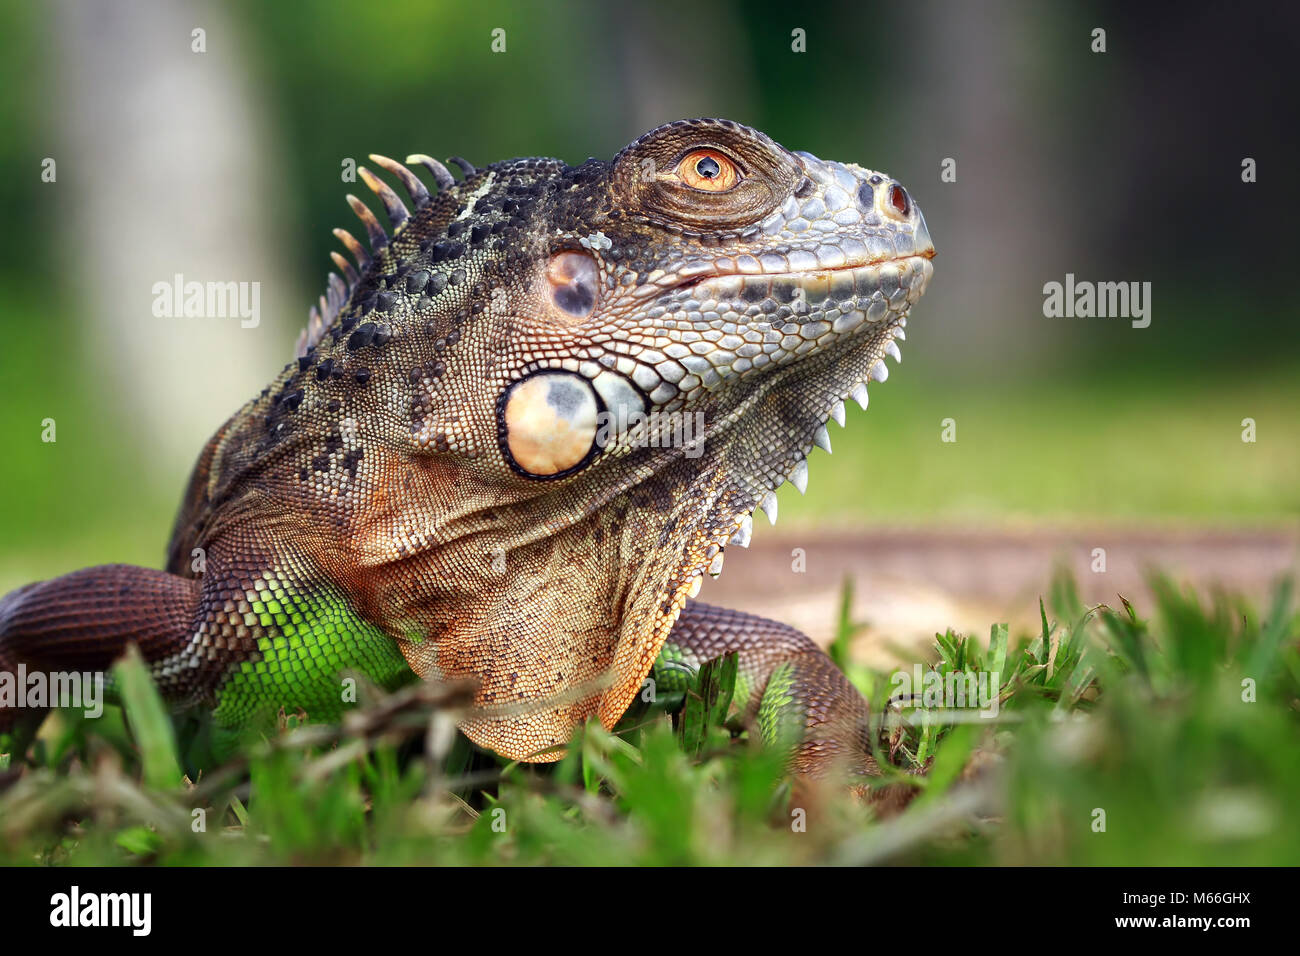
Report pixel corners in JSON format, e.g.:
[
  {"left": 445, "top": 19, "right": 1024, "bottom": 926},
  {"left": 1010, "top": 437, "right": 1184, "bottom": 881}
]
[{"left": 545, "top": 251, "right": 599, "bottom": 320}]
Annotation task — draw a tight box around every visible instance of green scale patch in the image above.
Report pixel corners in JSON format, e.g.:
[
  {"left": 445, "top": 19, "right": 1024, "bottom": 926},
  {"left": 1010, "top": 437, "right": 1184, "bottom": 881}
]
[
  {"left": 210, "top": 578, "right": 414, "bottom": 745},
  {"left": 754, "top": 661, "right": 800, "bottom": 750},
  {"left": 651, "top": 642, "right": 696, "bottom": 695}
]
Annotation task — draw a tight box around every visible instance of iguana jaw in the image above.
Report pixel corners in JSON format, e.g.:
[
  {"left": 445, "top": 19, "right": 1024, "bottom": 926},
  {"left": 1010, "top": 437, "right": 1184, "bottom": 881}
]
[{"left": 589, "top": 303, "right": 919, "bottom": 735}]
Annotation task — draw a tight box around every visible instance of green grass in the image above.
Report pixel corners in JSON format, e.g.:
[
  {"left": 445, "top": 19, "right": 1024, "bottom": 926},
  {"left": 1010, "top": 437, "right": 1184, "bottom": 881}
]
[{"left": 2, "top": 573, "right": 1296, "bottom": 866}]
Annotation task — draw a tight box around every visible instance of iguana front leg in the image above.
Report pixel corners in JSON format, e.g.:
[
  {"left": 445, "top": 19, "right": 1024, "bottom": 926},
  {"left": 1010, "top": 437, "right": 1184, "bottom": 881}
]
[
  {"left": 655, "top": 601, "right": 878, "bottom": 784},
  {"left": 0, "top": 565, "right": 201, "bottom": 739},
  {"left": 0, "top": 563, "right": 421, "bottom": 764}
]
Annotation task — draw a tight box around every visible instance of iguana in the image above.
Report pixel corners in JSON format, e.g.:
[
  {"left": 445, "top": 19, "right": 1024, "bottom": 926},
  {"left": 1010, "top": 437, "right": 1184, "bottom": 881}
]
[{"left": 0, "top": 119, "right": 934, "bottom": 788}]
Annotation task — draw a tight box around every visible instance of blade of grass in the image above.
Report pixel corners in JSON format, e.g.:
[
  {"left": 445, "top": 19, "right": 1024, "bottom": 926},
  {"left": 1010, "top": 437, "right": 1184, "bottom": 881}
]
[{"left": 112, "top": 645, "right": 183, "bottom": 790}]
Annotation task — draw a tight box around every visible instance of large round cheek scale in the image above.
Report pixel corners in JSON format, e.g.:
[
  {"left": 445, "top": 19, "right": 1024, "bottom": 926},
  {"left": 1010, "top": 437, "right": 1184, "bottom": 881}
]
[{"left": 501, "top": 372, "right": 599, "bottom": 476}]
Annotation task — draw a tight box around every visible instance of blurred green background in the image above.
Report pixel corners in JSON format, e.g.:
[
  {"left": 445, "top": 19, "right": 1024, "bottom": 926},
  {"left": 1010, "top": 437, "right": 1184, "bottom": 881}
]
[{"left": 1, "top": 0, "right": 1297, "bottom": 592}]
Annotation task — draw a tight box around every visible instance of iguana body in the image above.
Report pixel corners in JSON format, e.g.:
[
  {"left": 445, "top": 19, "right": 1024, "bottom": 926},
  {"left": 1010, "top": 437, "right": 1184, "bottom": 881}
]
[{"left": 1, "top": 119, "right": 934, "bottom": 784}]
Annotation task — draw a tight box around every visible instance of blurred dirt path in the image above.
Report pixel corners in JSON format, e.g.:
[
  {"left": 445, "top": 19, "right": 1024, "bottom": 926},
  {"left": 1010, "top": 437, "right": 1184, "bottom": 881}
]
[{"left": 694, "top": 526, "right": 1300, "bottom": 666}]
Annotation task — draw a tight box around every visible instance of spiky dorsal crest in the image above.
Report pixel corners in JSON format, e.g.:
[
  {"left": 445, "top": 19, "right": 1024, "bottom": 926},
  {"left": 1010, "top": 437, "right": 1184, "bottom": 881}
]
[{"left": 294, "top": 153, "right": 478, "bottom": 358}]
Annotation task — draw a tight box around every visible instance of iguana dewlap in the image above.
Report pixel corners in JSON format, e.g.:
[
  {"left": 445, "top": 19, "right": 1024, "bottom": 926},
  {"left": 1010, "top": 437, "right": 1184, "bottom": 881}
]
[{"left": 0, "top": 119, "right": 934, "bottom": 782}]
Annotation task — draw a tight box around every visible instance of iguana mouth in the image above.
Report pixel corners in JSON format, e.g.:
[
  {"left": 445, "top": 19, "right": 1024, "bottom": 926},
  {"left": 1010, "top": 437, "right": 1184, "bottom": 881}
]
[
  {"left": 689, "top": 251, "right": 935, "bottom": 309},
  {"left": 652, "top": 245, "right": 934, "bottom": 295},
  {"left": 611, "top": 248, "right": 933, "bottom": 420}
]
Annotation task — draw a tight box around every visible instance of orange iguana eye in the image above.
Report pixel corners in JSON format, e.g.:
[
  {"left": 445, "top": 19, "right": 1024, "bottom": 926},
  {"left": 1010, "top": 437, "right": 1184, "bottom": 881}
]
[{"left": 678, "top": 149, "right": 740, "bottom": 191}]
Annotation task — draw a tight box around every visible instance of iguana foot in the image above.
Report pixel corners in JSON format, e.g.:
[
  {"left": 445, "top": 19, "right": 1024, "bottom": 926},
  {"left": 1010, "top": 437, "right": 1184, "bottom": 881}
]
[{"left": 656, "top": 601, "right": 881, "bottom": 787}]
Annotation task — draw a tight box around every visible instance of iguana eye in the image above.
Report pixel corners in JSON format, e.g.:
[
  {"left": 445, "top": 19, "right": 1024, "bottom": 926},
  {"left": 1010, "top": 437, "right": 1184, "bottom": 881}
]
[
  {"left": 678, "top": 149, "right": 739, "bottom": 192},
  {"left": 498, "top": 371, "right": 602, "bottom": 479},
  {"left": 612, "top": 122, "right": 797, "bottom": 228}
]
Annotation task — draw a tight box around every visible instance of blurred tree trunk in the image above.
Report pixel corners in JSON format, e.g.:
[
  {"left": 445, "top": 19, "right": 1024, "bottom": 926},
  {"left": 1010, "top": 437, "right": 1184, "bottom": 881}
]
[
  {"left": 52, "top": 0, "right": 297, "bottom": 475},
  {"left": 902, "top": 0, "right": 1067, "bottom": 371}
]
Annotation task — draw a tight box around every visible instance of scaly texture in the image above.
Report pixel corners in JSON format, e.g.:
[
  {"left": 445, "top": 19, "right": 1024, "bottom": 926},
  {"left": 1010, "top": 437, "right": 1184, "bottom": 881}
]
[{"left": 1, "top": 119, "right": 934, "bottom": 784}]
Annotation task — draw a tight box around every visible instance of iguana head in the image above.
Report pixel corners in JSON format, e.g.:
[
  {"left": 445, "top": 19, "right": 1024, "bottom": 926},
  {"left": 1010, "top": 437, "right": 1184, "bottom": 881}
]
[{"left": 292, "top": 118, "right": 934, "bottom": 759}]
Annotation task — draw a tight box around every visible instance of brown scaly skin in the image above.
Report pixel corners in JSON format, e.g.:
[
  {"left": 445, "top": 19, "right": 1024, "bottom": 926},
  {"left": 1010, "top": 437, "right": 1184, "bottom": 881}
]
[{"left": 0, "top": 119, "right": 934, "bottom": 787}]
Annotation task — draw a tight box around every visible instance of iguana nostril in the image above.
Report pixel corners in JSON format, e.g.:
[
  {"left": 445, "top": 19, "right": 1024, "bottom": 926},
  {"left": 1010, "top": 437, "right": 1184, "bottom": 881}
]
[{"left": 889, "top": 183, "right": 910, "bottom": 217}]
